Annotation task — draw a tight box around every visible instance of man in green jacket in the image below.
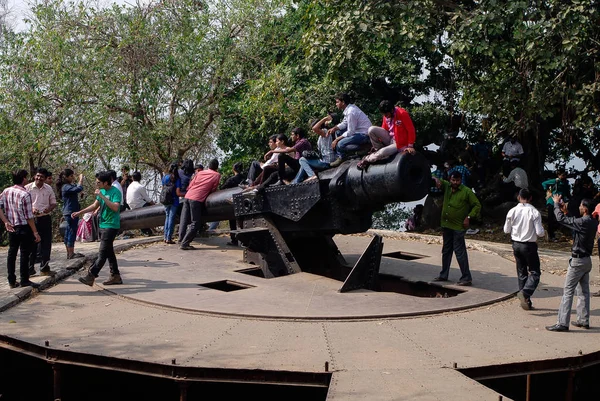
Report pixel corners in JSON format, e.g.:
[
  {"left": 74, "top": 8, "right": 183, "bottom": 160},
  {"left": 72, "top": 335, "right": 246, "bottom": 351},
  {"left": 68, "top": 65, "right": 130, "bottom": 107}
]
[{"left": 432, "top": 171, "right": 482, "bottom": 286}]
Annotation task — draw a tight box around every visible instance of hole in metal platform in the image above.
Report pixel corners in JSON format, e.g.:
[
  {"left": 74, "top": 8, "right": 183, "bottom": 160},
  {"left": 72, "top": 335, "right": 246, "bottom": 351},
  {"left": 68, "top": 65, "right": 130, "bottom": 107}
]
[
  {"left": 198, "top": 280, "right": 255, "bottom": 292},
  {"left": 459, "top": 352, "right": 600, "bottom": 401},
  {"left": 383, "top": 251, "right": 427, "bottom": 260},
  {"left": 0, "top": 345, "right": 331, "bottom": 401},
  {"left": 235, "top": 267, "right": 266, "bottom": 278},
  {"left": 377, "top": 274, "right": 463, "bottom": 297}
]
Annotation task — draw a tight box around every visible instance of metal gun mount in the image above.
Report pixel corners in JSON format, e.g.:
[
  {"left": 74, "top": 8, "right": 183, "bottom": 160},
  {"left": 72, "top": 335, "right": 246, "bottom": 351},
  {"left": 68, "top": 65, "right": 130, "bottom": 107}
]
[{"left": 120, "top": 152, "right": 431, "bottom": 292}]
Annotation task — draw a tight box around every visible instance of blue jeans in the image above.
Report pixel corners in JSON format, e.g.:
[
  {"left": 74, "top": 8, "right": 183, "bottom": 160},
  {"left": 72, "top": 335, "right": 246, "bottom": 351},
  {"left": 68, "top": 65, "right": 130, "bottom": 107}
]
[
  {"left": 63, "top": 215, "right": 79, "bottom": 247},
  {"left": 292, "top": 157, "right": 330, "bottom": 183},
  {"left": 164, "top": 204, "right": 177, "bottom": 241},
  {"left": 336, "top": 133, "right": 369, "bottom": 158},
  {"left": 557, "top": 257, "right": 592, "bottom": 326},
  {"left": 439, "top": 228, "right": 472, "bottom": 282}
]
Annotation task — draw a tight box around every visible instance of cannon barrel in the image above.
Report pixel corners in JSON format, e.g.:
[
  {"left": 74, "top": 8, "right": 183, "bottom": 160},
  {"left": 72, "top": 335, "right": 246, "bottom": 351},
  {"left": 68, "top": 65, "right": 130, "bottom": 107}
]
[
  {"left": 119, "top": 152, "right": 430, "bottom": 231},
  {"left": 119, "top": 187, "right": 242, "bottom": 230}
]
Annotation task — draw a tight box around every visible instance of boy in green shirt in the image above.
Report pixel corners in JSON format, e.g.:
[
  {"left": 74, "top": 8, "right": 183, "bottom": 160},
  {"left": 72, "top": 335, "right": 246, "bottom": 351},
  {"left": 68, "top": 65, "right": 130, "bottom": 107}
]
[
  {"left": 72, "top": 171, "right": 123, "bottom": 286},
  {"left": 432, "top": 171, "right": 481, "bottom": 286}
]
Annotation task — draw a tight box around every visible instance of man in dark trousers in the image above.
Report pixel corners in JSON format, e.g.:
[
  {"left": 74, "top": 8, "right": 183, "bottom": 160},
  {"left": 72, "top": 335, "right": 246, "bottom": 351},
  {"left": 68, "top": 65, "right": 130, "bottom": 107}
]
[
  {"left": 25, "top": 167, "right": 57, "bottom": 277},
  {"left": 546, "top": 196, "right": 598, "bottom": 332},
  {"left": 74, "top": 171, "right": 123, "bottom": 286},
  {"left": 432, "top": 171, "right": 481, "bottom": 286},
  {"left": 503, "top": 188, "right": 544, "bottom": 310},
  {"left": 0, "top": 169, "right": 41, "bottom": 288},
  {"left": 180, "top": 159, "right": 221, "bottom": 250}
]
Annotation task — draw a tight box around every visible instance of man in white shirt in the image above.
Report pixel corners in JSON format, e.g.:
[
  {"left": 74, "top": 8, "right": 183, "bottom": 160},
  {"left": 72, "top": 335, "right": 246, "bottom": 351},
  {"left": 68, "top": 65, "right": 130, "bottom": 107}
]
[
  {"left": 126, "top": 172, "right": 153, "bottom": 210},
  {"left": 501, "top": 136, "right": 524, "bottom": 175},
  {"left": 328, "top": 92, "right": 372, "bottom": 167},
  {"left": 126, "top": 171, "right": 155, "bottom": 235},
  {"left": 502, "top": 136, "right": 524, "bottom": 160},
  {"left": 25, "top": 167, "right": 57, "bottom": 276},
  {"left": 503, "top": 188, "right": 545, "bottom": 310}
]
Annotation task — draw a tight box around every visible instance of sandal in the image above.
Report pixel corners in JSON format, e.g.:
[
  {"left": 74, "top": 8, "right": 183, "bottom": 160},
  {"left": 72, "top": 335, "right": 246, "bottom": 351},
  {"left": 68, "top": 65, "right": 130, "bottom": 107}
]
[{"left": 356, "top": 159, "right": 370, "bottom": 171}]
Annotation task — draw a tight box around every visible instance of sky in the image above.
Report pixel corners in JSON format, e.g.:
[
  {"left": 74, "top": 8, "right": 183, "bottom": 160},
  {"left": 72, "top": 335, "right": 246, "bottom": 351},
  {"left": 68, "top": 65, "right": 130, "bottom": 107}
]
[{"left": 6, "top": 0, "right": 144, "bottom": 31}]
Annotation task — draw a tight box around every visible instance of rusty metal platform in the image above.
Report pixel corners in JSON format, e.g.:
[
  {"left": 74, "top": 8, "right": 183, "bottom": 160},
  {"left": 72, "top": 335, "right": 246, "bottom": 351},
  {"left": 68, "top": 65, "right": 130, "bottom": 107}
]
[{"left": 1, "top": 234, "right": 600, "bottom": 400}]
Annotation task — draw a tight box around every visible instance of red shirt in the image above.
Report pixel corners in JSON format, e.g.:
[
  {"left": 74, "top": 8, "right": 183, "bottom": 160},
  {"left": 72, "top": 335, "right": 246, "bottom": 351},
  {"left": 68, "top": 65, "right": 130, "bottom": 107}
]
[
  {"left": 382, "top": 106, "right": 416, "bottom": 150},
  {"left": 184, "top": 169, "right": 221, "bottom": 202}
]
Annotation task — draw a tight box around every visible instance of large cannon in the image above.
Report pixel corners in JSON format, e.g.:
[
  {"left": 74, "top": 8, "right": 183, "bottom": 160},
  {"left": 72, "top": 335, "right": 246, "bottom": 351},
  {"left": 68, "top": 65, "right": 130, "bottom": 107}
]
[{"left": 120, "top": 152, "right": 431, "bottom": 291}]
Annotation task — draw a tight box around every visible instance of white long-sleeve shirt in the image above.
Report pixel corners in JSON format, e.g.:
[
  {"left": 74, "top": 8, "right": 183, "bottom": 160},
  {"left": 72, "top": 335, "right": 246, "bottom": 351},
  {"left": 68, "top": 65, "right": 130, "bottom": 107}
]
[
  {"left": 126, "top": 181, "right": 152, "bottom": 210},
  {"left": 503, "top": 202, "right": 544, "bottom": 242},
  {"left": 338, "top": 104, "right": 372, "bottom": 137}
]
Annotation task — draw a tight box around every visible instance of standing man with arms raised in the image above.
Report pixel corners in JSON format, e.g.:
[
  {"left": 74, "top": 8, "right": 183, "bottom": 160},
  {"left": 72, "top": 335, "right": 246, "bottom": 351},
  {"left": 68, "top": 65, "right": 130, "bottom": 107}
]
[
  {"left": 74, "top": 171, "right": 123, "bottom": 286},
  {"left": 503, "top": 188, "right": 544, "bottom": 310},
  {"left": 180, "top": 159, "right": 221, "bottom": 250},
  {"left": 432, "top": 171, "right": 481, "bottom": 286},
  {"left": 546, "top": 196, "right": 598, "bottom": 332},
  {"left": 0, "top": 169, "right": 41, "bottom": 288},
  {"left": 25, "top": 168, "right": 57, "bottom": 276},
  {"left": 328, "top": 92, "right": 372, "bottom": 167}
]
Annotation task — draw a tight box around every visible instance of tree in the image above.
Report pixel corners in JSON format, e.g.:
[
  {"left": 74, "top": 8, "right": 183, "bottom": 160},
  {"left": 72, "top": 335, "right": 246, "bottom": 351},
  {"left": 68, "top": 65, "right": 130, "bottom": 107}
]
[
  {"left": 448, "top": 0, "right": 600, "bottom": 183},
  {"left": 0, "top": 0, "right": 287, "bottom": 174}
]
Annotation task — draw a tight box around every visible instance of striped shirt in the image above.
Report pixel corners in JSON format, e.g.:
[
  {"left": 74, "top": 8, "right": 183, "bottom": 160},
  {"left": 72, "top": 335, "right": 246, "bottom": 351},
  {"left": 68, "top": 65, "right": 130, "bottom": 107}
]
[{"left": 0, "top": 185, "right": 35, "bottom": 226}]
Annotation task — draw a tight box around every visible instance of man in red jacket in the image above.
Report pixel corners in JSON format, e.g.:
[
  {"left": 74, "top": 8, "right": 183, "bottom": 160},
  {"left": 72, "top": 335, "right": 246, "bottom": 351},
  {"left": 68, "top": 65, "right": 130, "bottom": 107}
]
[
  {"left": 358, "top": 100, "right": 416, "bottom": 170},
  {"left": 180, "top": 159, "right": 221, "bottom": 250}
]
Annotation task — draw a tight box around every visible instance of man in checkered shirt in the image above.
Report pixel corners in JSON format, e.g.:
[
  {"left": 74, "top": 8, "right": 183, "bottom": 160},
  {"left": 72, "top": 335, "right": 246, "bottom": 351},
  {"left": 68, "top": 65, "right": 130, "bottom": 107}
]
[{"left": 0, "top": 169, "right": 41, "bottom": 289}]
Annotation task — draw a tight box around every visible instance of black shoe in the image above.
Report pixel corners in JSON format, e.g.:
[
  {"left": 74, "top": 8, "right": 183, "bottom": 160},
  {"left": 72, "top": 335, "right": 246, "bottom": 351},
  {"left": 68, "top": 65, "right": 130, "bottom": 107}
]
[
  {"left": 571, "top": 321, "right": 590, "bottom": 329},
  {"left": 29, "top": 267, "right": 37, "bottom": 276},
  {"left": 432, "top": 277, "right": 448, "bottom": 282},
  {"left": 180, "top": 245, "right": 195, "bottom": 250},
  {"left": 456, "top": 281, "right": 472, "bottom": 286},
  {"left": 20, "top": 280, "right": 40, "bottom": 289},
  {"left": 517, "top": 291, "right": 531, "bottom": 310},
  {"left": 546, "top": 324, "right": 569, "bottom": 332},
  {"left": 8, "top": 282, "right": 20, "bottom": 289}
]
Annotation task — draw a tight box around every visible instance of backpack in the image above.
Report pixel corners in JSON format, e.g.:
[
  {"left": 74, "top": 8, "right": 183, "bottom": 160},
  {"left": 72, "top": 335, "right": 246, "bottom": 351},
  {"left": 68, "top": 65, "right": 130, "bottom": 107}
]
[{"left": 160, "top": 176, "right": 175, "bottom": 205}]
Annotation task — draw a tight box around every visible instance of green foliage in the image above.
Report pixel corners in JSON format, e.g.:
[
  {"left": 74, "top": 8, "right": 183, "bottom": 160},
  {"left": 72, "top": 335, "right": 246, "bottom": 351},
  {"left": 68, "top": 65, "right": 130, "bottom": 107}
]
[
  {"left": 448, "top": 0, "right": 600, "bottom": 172},
  {"left": 0, "top": 0, "right": 598, "bottom": 191},
  {"left": 372, "top": 203, "right": 412, "bottom": 231},
  {"left": 0, "top": 0, "right": 287, "bottom": 174}
]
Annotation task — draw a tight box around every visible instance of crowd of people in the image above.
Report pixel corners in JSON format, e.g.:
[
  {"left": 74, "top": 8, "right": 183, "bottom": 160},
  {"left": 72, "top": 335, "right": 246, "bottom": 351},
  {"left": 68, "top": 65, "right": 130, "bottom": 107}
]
[{"left": 1, "top": 91, "right": 600, "bottom": 333}]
